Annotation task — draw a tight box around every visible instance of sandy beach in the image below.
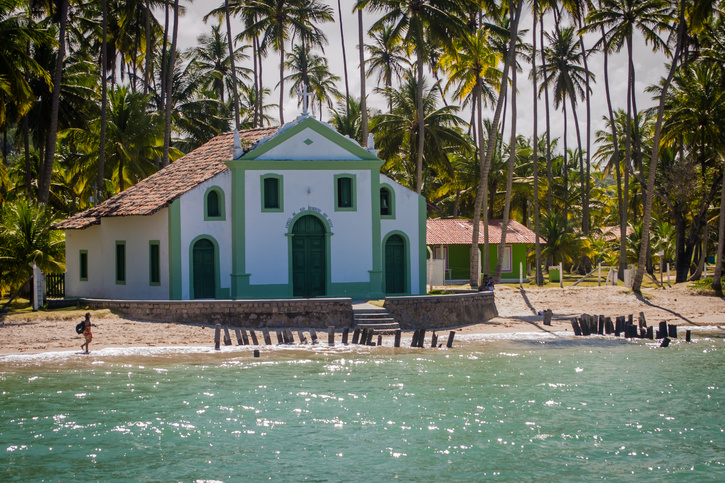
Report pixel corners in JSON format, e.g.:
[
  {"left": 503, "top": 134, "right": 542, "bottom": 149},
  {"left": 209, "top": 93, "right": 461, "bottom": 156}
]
[{"left": 1, "top": 284, "right": 724, "bottom": 355}]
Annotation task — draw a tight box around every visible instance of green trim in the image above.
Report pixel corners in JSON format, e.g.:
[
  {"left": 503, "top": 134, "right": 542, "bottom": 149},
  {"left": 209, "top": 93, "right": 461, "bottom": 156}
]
[
  {"left": 189, "top": 234, "right": 227, "bottom": 299},
  {"left": 369, "top": 174, "right": 383, "bottom": 297},
  {"left": 232, "top": 160, "right": 383, "bottom": 171},
  {"left": 334, "top": 174, "right": 357, "bottom": 212},
  {"left": 115, "top": 240, "right": 126, "bottom": 285},
  {"left": 228, "top": 164, "right": 248, "bottom": 298},
  {"left": 418, "top": 195, "right": 427, "bottom": 294},
  {"left": 286, "top": 211, "right": 333, "bottom": 298},
  {"left": 168, "top": 200, "right": 182, "bottom": 300},
  {"left": 379, "top": 183, "right": 396, "bottom": 219},
  {"left": 260, "top": 173, "right": 284, "bottom": 212},
  {"left": 79, "top": 250, "right": 88, "bottom": 281},
  {"left": 382, "top": 231, "right": 411, "bottom": 295},
  {"left": 203, "top": 186, "right": 226, "bottom": 221},
  {"left": 149, "top": 240, "right": 161, "bottom": 286},
  {"left": 242, "top": 117, "right": 379, "bottom": 161}
]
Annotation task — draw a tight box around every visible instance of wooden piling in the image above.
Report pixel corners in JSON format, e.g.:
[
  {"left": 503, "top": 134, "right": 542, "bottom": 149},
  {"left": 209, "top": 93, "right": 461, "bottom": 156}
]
[
  {"left": 627, "top": 314, "right": 634, "bottom": 326},
  {"left": 580, "top": 316, "right": 590, "bottom": 336},
  {"left": 342, "top": 328, "right": 349, "bottom": 345},
  {"left": 253, "top": 349, "right": 260, "bottom": 358},
  {"left": 328, "top": 326, "right": 335, "bottom": 346},
  {"left": 298, "top": 330, "right": 307, "bottom": 344},
  {"left": 223, "top": 326, "right": 232, "bottom": 346},
  {"left": 262, "top": 328, "right": 272, "bottom": 345},
  {"left": 431, "top": 331, "right": 438, "bottom": 348},
  {"left": 241, "top": 329, "right": 250, "bottom": 345},
  {"left": 646, "top": 326, "right": 654, "bottom": 339},
  {"left": 234, "top": 328, "right": 244, "bottom": 345},
  {"left": 394, "top": 329, "right": 401, "bottom": 348},
  {"left": 640, "top": 327, "right": 647, "bottom": 339},
  {"left": 638, "top": 312, "right": 647, "bottom": 328},
  {"left": 411, "top": 329, "right": 420, "bottom": 347},
  {"left": 615, "top": 316, "right": 624, "bottom": 336},
  {"left": 657, "top": 321, "right": 667, "bottom": 339},
  {"left": 605, "top": 317, "right": 614, "bottom": 334},
  {"left": 377, "top": 334, "right": 383, "bottom": 347},
  {"left": 417, "top": 329, "right": 426, "bottom": 348},
  {"left": 285, "top": 329, "right": 295, "bottom": 344},
  {"left": 352, "top": 328, "right": 360, "bottom": 344},
  {"left": 598, "top": 315, "right": 605, "bottom": 335},
  {"left": 571, "top": 318, "right": 582, "bottom": 336},
  {"left": 446, "top": 331, "right": 455, "bottom": 348},
  {"left": 366, "top": 329, "right": 374, "bottom": 346},
  {"left": 360, "top": 328, "right": 368, "bottom": 345},
  {"left": 660, "top": 337, "right": 671, "bottom": 347},
  {"left": 668, "top": 324, "right": 678, "bottom": 339},
  {"left": 310, "top": 329, "right": 318, "bottom": 344},
  {"left": 214, "top": 324, "right": 221, "bottom": 350},
  {"left": 276, "top": 330, "right": 284, "bottom": 345},
  {"left": 686, "top": 330, "right": 691, "bottom": 342},
  {"left": 249, "top": 330, "right": 259, "bottom": 346},
  {"left": 543, "top": 310, "right": 552, "bottom": 326}
]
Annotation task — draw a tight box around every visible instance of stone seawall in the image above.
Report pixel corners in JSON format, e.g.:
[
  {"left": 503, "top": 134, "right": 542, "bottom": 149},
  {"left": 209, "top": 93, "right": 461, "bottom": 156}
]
[
  {"left": 384, "top": 292, "right": 498, "bottom": 329},
  {"left": 81, "top": 298, "right": 354, "bottom": 329}
]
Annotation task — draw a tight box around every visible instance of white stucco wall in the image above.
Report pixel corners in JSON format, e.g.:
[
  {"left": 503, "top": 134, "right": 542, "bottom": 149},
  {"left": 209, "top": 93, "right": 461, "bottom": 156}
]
[
  {"left": 380, "top": 174, "right": 423, "bottom": 294},
  {"left": 244, "top": 169, "right": 373, "bottom": 285},
  {"left": 255, "top": 126, "right": 363, "bottom": 161},
  {"left": 178, "top": 171, "right": 232, "bottom": 299},
  {"left": 65, "top": 210, "right": 170, "bottom": 300}
]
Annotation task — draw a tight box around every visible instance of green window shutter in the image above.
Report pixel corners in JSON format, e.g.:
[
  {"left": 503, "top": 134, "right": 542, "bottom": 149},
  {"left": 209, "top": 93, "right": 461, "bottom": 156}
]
[
  {"left": 79, "top": 251, "right": 88, "bottom": 281},
  {"left": 207, "top": 190, "right": 220, "bottom": 217},
  {"left": 116, "top": 242, "right": 126, "bottom": 284},
  {"left": 264, "top": 177, "right": 279, "bottom": 209},
  {"left": 338, "top": 177, "right": 352, "bottom": 208},
  {"left": 149, "top": 242, "right": 160, "bottom": 285}
]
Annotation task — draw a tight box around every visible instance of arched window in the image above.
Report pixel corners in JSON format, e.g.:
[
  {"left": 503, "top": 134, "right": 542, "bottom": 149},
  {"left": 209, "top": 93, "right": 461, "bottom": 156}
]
[
  {"left": 204, "top": 187, "right": 225, "bottom": 220},
  {"left": 380, "top": 185, "right": 395, "bottom": 218}
]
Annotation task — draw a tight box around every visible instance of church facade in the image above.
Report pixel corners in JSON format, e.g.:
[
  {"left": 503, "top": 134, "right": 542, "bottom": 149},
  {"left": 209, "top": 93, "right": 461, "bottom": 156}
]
[{"left": 56, "top": 116, "right": 426, "bottom": 300}]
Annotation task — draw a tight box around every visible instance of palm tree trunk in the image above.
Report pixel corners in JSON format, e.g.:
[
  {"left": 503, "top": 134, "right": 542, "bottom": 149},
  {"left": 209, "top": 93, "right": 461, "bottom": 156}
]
[
  {"left": 540, "top": 14, "right": 553, "bottom": 215},
  {"left": 279, "top": 38, "right": 285, "bottom": 125},
  {"left": 144, "top": 0, "right": 152, "bottom": 95},
  {"left": 337, "top": 0, "right": 350, "bottom": 118},
  {"left": 225, "top": 0, "right": 241, "bottom": 130},
  {"left": 495, "top": 52, "right": 517, "bottom": 282},
  {"left": 569, "top": 96, "right": 586, "bottom": 234},
  {"left": 712, "top": 155, "right": 725, "bottom": 294},
  {"left": 163, "top": 0, "right": 179, "bottom": 168},
  {"left": 415, "top": 39, "right": 425, "bottom": 194},
  {"left": 38, "top": 0, "right": 69, "bottom": 204},
  {"left": 532, "top": 0, "right": 543, "bottom": 285},
  {"left": 577, "top": 17, "right": 591, "bottom": 236},
  {"left": 97, "top": 0, "right": 108, "bottom": 203},
  {"left": 160, "top": 0, "right": 169, "bottom": 112},
  {"left": 358, "top": 8, "right": 369, "bottom": 147},
  {"left": 633, "top": 3, "right": 686, "bottom": 292},
  {"left": 470, "top": 0, "right": 522, "bottom": 287},
  {"left": 563, "top": 103, "right": 568, "bottom": 222}
]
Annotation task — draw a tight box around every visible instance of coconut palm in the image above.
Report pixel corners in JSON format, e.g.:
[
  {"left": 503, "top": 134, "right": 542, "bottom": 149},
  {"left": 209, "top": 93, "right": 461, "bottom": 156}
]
[
  {"left": 364, "top": 22, "right": 410, "bottom": 94},
  {"left": 283, "top": 45, "right": 341, "bottom": 120},
  {"left": 362, "top": 0, "right": 468, "bottom": 194}
]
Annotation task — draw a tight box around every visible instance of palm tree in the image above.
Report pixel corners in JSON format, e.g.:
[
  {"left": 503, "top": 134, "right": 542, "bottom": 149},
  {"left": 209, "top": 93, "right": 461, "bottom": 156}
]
[
  {"left": 357, "top": 5, "right": 369, "bottom": 146},
  {"left": 364, "top": 22, "right": 410, "bottom": 93},
  {"left": 283, "top": 45, "right": 341, "bottom": 120},
  {"left": 363, "top": 0, "right": 467, "bottom": 194},
  {"left": 162, "top": 0, "right": 179, "bottom": 168}
]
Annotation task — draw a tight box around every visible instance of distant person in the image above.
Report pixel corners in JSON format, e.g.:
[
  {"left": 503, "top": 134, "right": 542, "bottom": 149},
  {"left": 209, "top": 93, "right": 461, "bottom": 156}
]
[
  {"left": 487, "top": 279, "right": 495, "bottom": 292},
  {"left": 80, "top": 312, "right": 96, "bottom": 354},
  {"left": 479, "top": 274, "right": 490, "bottom": 292}
]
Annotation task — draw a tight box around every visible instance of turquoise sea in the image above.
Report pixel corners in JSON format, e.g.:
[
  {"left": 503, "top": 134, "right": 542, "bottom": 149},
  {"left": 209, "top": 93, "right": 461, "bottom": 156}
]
[{"left": 1, "top": 330, "right": 724, "bottom": 482}]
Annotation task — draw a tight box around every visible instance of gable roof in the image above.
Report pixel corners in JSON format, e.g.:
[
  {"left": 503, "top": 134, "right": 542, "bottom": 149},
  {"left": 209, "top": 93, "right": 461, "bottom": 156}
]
[
  {"left": 427, "top": 218, "right": 540, "bottom": 245},
  {"left": 54, "top": 126, "right": 279, "bottom": 230}
]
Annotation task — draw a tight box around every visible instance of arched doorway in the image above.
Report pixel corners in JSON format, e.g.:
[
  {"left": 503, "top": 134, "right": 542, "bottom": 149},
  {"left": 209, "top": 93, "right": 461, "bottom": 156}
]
[
  {"left": 385, "top": 235, "right": 406, "bottom": 294},
  {"left": 291, "top": 215, "right": 326, "bottom": 297},
  {"left": 193, "top": 238, "right": 215, "bottom": 299}
]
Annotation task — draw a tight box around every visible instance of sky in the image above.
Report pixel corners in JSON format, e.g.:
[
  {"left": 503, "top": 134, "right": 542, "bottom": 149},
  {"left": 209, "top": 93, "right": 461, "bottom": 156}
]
[{"left": 175, "top": 0, "right": 671, "bottom": 163}]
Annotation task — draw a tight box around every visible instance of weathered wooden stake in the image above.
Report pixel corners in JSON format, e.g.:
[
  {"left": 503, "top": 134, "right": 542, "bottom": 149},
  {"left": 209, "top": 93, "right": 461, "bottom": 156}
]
[
  {"left": 605, "top": 317, "right": 614, "bottom": 334},
  {"left": 598, "top": 315, "right": 605, "bottom": 335},
  {"left": 660, "top": 337, "right": 671, "bottom": 347},
  {"left": 352, "top": 328, "right": 360, "bottom": 344},
  {"left": 543, "top": 310, "right": 552, "bottom": 326},
  {"left": 214, "top": 324, "right": 221, "bottom": 350},
  {"left": 360, "top": 328, "right": 368, "bottom": 345},
  {"left": 328, "top": 326, "right": 335, "bottom": 346},
  {"left": 647, "top": 326, "right": 654, "bottom": 339},
  {"left": 668, "top": 324, "right": 677, "bottom": 338},
  {"left": 262, "top": 328, "right": 272, "bottom": 345},
  {"left": 571, "top": 318, "right": 582, "bottom": 336},
  {"left": 253, "top": 349, "right": 260, "bottom": 358},
  {"left": 417, "top": 329, "right": 426, "bottom": 348},
  {"left": 638, "top": 312, "right": 647, "bottom": 328},
  {"left": 276, "top": 330, "right": 284, "bottom": 345},
  {"left": 241, "top": 329, "right": 250, "bottom": 345},
  {"left": 580, "top": 316, "right": 590, "bottom": 336},
  {"left": 657, "top": 321, "right": 667, "bottom": 339},
  {"left": 366, "top": 329, "right": 374, "bottom": 346},
  {"left": 446, "top": 331, "right": 455, "bottom": 348},
  {"left": 639, "top": 327, "right": 647, "bottom": 338},
  {"left": 377, "top": 334, "right": 383, "bottom": 347},
  {"left": 394, "top": 329, "right": 402, "bottom": 347},
  {"left": 627, "top": 314, "right": 634, "bottom": 326},
  {"left": 310, "top": 329, "right": 318, "bottom": 344},
  {"left": 342, "top": 328, "right": 349, "bottom": 345},
  {"left": 223, "top": 326, "right": 232, "bottom": 346},
  {"left": 431, "top": 331, "right": 438, "bottom": 348},
  {"left": 249, "top": 330, "right": 259, "bottom": 345},
  {"left": 298, "top": 330, "right": 307, "bottom": 344},
  {"left": 411, "top": 329, "right": 420, "bottom": 347},
  {"left": 285, "top": 329, "right": 295, "bottom": 344},
  {"left": 686, "top": 330, "right": 691, "bottom": 342},
  {"left": 234, "top": 328, "right": 244, "bottom": 345}
]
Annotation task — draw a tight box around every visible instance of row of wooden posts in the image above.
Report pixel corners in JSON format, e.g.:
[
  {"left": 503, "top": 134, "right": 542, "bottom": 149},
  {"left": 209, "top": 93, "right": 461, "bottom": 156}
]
[
  {"left": 567, "top": 311, "right": 691, "bottom": 347},
  {"left": 213, "top": 324, "right": 456, "bottom": 354}
]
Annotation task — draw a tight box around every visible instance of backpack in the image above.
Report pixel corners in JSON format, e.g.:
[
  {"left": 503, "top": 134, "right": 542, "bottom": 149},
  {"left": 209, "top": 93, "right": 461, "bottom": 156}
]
[{"left": 75, "top": 321, "right": 85, "bottom": 334}]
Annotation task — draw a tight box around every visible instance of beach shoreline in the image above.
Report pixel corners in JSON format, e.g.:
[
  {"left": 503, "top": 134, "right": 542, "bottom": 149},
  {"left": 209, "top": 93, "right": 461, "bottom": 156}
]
[{"left": 1, "top": 284, "right": 724, "bottom": 357}]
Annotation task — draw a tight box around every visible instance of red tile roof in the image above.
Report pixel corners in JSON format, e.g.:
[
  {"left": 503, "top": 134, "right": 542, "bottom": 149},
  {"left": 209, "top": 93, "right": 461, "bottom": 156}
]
[
  {"left": 54, "top": 127, "right": 279, "bottom": 230},
  {"left": 427, "top": 218, "right": 540, "bottom": 245}
]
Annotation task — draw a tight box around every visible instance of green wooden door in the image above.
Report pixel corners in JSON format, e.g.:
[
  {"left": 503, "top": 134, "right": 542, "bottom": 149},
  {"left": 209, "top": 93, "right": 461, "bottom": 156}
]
[
  {"left": 292, "top": 216, "right": 326, "bottom": 297},
  {"left": 385, "top": 235, "right": 406, "bottom": 294},
  {"left": 193, "top": 239, "right": 215, "bottom": 299}
]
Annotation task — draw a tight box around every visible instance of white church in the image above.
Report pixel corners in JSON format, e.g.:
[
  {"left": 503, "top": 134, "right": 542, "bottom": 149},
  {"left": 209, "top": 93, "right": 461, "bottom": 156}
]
[{"left": 56, "top": 112, "right": 426, "bottom": 301}]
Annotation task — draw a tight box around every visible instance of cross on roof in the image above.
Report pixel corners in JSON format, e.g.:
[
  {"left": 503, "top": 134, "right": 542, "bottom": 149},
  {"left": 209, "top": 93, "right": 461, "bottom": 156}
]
[{"left": 297, "top": 85, "right": 314, "bottom": 117}]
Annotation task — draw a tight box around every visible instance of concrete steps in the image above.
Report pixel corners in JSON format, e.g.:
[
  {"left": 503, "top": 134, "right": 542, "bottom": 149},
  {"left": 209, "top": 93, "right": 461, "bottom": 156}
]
[{"left": 353, "top": 306, "right": 400, "bottom": 334}]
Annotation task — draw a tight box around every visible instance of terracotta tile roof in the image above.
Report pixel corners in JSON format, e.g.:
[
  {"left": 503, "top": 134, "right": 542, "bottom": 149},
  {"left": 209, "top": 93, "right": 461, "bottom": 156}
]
[
  {"left": 54, "top": 127, "right": 279, "bottom": 230},
  {"left": 427, "top": 218, "right": 540, "bottom": 245}
]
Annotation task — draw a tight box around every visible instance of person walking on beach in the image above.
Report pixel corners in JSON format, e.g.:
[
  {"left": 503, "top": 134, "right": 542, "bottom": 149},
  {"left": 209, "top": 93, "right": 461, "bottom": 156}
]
[{"left": 80, "top": 313, "right": 96, "bottom": 353}]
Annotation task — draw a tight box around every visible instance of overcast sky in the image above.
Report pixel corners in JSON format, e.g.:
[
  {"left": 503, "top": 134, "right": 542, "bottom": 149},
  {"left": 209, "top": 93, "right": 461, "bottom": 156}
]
[{"left": 176, "top": 1, "right": 671, "bottom": 162}]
